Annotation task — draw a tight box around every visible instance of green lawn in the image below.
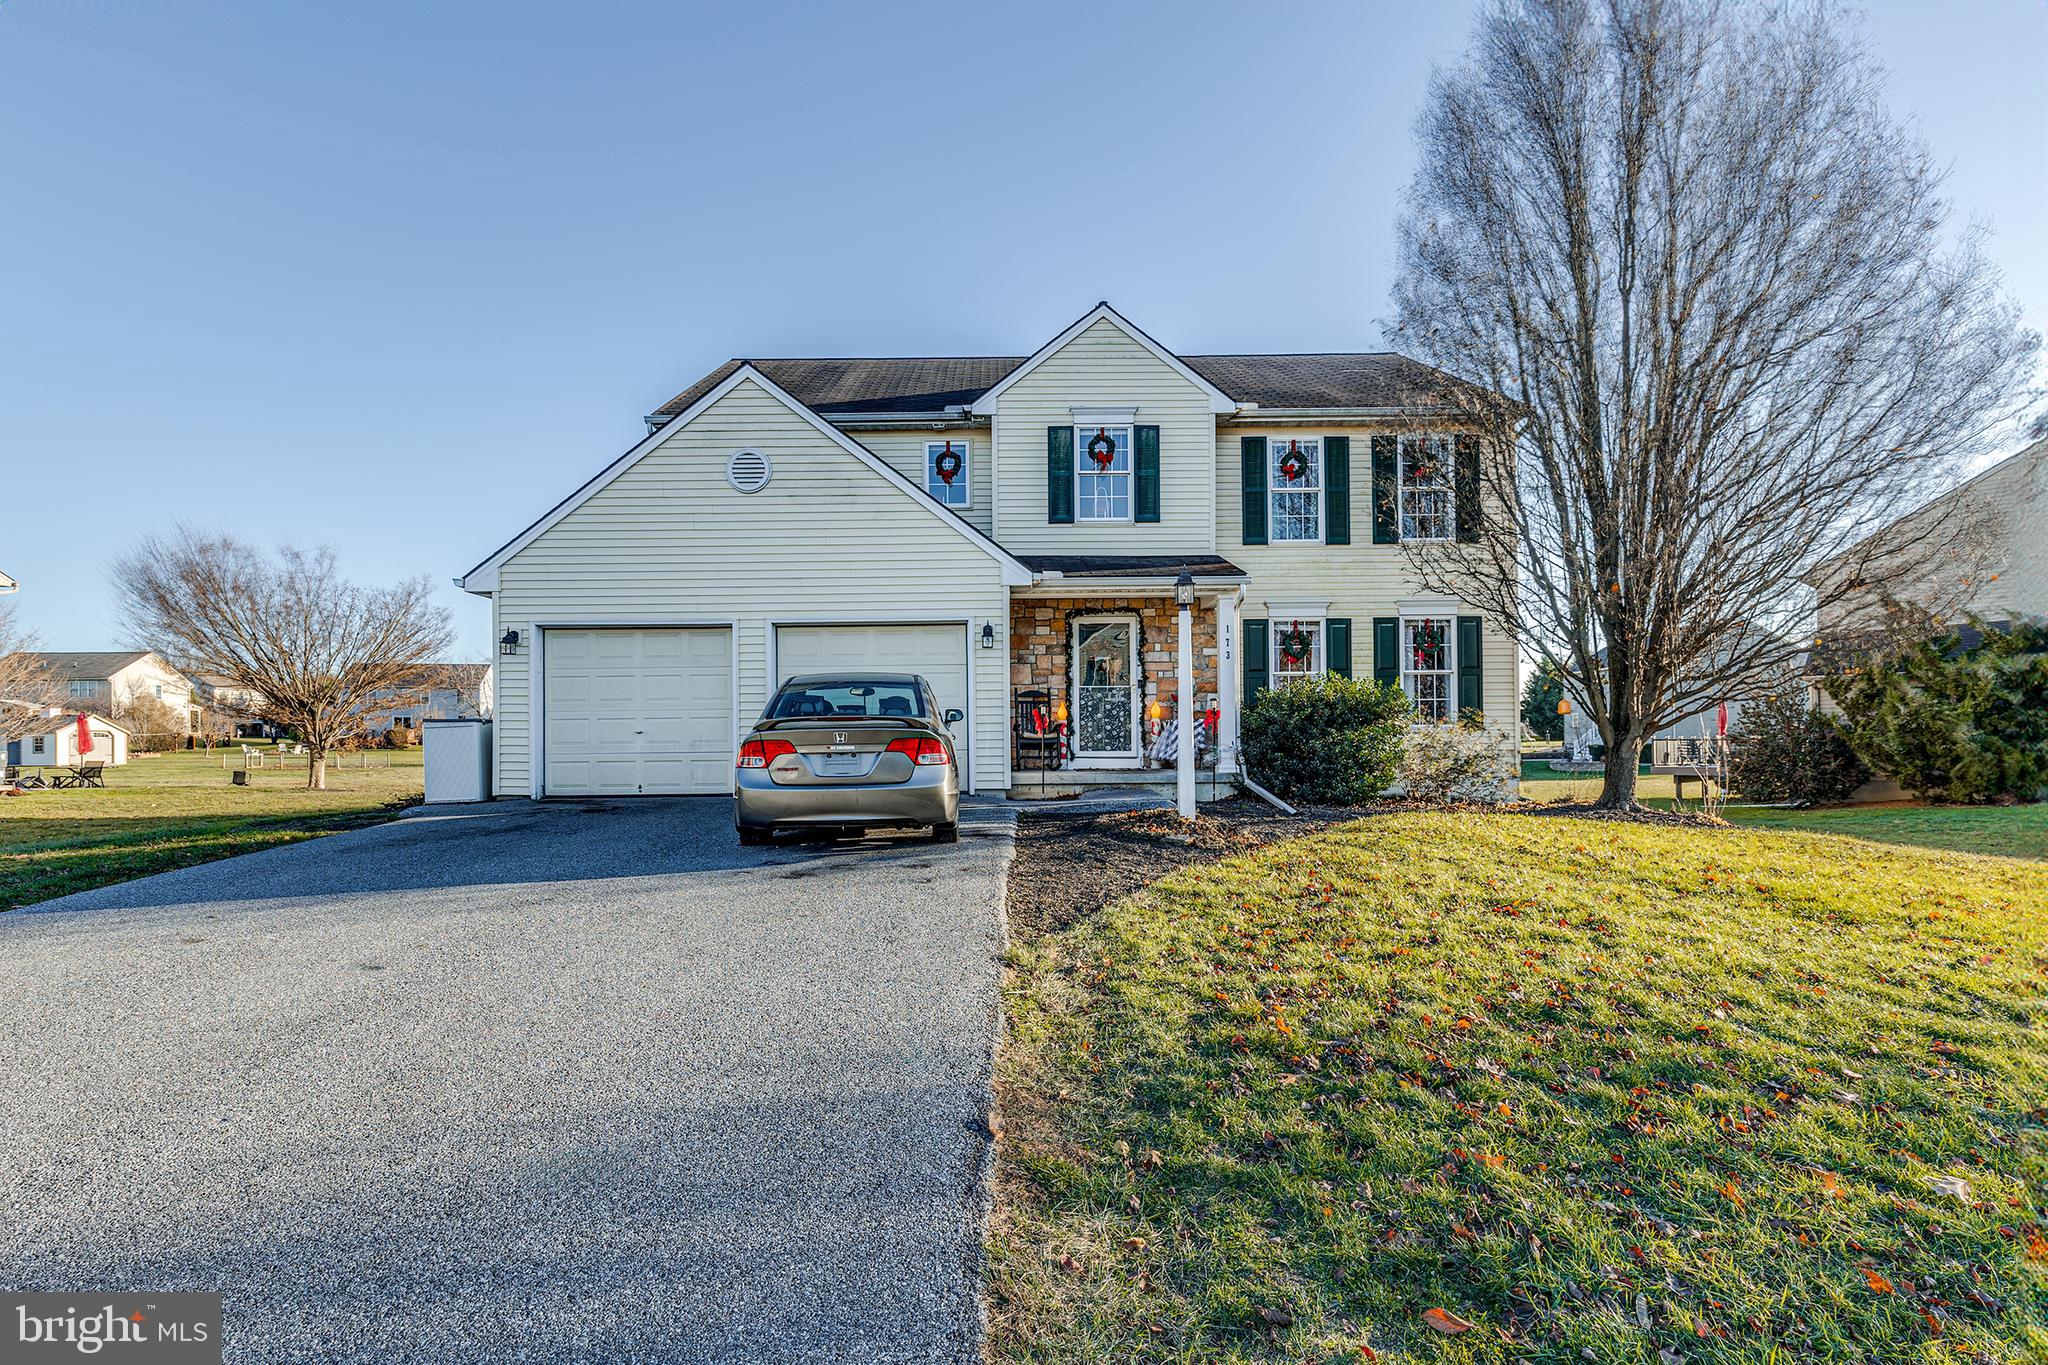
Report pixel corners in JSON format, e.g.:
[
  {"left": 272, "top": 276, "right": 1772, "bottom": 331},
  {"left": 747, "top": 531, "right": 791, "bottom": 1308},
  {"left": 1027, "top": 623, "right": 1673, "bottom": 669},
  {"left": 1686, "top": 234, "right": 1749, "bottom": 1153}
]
[
  {"left": 1, "top": 747, "right": 422, "bottom": 910},
  {"left": 992, "top": 814, "right": 2048, "bottom": 1363},
  {"left": 1724, "top": 803, "right": 2048, "bottom": 862}
]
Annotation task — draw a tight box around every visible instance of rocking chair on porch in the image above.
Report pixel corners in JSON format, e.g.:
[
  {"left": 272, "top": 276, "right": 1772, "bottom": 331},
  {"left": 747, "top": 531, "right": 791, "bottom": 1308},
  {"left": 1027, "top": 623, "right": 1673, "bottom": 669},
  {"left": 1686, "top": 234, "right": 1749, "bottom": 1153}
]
[{"left": 1012, "top": 689, "right": 1063, "bottom": 771}]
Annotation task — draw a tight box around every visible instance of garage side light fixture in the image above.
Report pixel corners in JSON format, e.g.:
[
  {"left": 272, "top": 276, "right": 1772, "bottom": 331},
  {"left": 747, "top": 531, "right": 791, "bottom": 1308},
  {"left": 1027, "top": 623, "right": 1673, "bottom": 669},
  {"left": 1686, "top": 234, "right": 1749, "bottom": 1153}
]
[
  {"left": 499, "top": 629, "right": 521, "bottom": 657},
  {"left": 979, "top": 622, "right": 996, "bottom": 650}
]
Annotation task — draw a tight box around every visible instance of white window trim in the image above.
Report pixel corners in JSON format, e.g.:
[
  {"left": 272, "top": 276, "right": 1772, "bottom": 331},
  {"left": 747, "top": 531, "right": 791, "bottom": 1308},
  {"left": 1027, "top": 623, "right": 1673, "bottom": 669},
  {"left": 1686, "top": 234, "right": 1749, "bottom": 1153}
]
[
  {"left": 1074, "top": 423, "right": 1135, "bottom": 524},
  {"left": 1269, "top": 616, "right": 1327, "bottom": 688},
  {"left": 1398, "top": 612, "right": 1457, "bottom": 724},
  {"left": 1397, "top": 434, "right": 1457, "bottom": 544},
  {"left": 924, "top": 438, "right": 972, "bottom": 508},
  {"left": 1267, "top": 436, "right": 1324, "bottom": 545}
]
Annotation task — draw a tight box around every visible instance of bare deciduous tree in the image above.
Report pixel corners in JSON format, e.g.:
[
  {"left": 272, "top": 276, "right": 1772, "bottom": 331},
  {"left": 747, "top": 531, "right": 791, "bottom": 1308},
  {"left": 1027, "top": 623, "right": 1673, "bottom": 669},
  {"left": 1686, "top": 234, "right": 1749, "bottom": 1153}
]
[
  {"left": 1390, "top": 0, "right": 2038, "bottom": 807},
  {"left": 0, "top": 604, "right": 60, "bottom": 744},
  {"left": 113, "top": 530, "right": 452, "bottom": 788}
]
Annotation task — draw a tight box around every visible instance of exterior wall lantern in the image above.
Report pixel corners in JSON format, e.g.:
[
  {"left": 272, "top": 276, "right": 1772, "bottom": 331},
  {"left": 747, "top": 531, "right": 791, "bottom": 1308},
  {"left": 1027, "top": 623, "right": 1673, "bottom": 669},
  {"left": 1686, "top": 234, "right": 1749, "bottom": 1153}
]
[
  {"left": 979, "top": 622, "right": 996, "bottom": 650},
  {"left": 499, "top": 630, "right": 521, "bottom": 657}
]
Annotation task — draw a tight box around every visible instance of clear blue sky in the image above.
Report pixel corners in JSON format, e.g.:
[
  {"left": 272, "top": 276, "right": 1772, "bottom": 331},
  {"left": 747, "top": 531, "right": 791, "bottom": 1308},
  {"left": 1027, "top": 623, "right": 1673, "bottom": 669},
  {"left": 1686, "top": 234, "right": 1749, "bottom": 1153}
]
[{"left": 3, "top": 0, "right": 2041, "bottom": 660}]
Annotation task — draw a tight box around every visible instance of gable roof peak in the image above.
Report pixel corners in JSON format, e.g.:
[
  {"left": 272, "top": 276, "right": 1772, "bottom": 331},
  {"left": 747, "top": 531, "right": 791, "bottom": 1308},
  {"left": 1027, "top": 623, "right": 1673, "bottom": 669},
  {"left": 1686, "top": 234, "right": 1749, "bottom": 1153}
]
[{"left": 967, "top": 301, "right": 1238, "bottom": 416}]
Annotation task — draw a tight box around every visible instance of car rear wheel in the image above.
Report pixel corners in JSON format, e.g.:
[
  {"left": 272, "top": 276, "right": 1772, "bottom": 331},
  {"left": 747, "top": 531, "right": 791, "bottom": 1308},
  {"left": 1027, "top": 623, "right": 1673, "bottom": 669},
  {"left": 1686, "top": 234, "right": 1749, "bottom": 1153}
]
[
  {"left": 737, "top": 826, "right": 773, "bottom": 847},
  {"left": 930, "top": 822, "right": 958, "bottom": 844}
]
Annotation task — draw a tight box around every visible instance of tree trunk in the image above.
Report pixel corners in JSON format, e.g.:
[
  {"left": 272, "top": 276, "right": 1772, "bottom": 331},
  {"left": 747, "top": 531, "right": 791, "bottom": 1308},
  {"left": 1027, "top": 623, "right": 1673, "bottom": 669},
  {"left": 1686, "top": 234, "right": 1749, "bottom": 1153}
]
[
  {"left": 1596, "top": 733, "right": 1643, "bottom": 809},
  {"left": 306, "top": 745, "right": 327, "bottom": 790}
]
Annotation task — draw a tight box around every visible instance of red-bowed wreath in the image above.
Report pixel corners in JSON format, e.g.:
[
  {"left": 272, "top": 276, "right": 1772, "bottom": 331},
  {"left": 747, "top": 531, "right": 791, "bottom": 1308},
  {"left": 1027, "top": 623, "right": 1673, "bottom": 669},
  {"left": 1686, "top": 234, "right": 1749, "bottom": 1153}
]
[
  {"left": 1086, "top": 427, "right": 1117, "bottom": 469},
  {"left": 1277, "top": 439, "right": 1306, "bottom": 483},
  {"left": 933, "top": 441, "right": 963, "bottom": 485},
  {"left": 1277, "top": 619, "right": 1316, "bottom": 670}
]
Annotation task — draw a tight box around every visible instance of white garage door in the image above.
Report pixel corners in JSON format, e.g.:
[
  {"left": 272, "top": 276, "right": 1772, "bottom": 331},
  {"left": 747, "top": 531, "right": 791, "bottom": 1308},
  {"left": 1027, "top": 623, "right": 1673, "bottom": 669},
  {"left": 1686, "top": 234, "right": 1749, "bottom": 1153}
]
[
  {"left": 542, "top": 628, "right": 733, "bottom": 796},
  {"left": 775, "top": 623, "right": 969, "bottom": 778}
]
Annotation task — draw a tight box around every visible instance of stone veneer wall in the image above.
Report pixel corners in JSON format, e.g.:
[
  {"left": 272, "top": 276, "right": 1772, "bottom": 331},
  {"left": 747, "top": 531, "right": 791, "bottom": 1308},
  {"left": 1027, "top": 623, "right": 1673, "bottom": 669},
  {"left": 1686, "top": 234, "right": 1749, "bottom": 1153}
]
[{"left": 1009, "top": 597, "right": 1221, "bottom": 717}]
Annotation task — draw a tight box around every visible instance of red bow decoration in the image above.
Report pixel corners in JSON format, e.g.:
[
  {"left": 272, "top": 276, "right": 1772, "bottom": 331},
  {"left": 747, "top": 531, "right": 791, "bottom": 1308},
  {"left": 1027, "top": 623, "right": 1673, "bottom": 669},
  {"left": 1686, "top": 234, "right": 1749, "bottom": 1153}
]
[
  {"left": 1278, "top": 439, "right": 1306, "bottom": 483},
  {"left": 933, "top": 441, "right": 963, "bottom": 485}
]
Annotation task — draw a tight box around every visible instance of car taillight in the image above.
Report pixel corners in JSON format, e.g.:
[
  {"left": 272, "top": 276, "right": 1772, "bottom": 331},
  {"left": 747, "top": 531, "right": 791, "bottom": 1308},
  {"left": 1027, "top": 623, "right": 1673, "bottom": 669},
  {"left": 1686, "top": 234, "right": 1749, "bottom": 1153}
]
[
  {"left": 886, "top": 736, "right": 951, "bottom": 766},
  {"left": 736, "top": 737, "right": 797, "bottom": 768}
]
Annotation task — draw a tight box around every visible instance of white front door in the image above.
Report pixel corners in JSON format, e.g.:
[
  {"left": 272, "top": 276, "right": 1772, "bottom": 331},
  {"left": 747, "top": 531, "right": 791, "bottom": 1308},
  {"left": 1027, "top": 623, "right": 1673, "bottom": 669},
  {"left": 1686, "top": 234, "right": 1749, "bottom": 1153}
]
[
  {"left": 1071, "top": 615, "right": 1140, "bottom": 767},
  {"left": 542, "top": 628, "right": 734, "bottom": 796}
]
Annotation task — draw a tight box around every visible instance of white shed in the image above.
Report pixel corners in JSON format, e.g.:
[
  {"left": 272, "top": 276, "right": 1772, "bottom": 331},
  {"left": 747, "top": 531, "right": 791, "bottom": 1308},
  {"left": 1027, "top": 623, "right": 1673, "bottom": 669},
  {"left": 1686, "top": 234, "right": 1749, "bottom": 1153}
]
[{"left": 7, "top": 713, "right": 130, "bottom": 769}]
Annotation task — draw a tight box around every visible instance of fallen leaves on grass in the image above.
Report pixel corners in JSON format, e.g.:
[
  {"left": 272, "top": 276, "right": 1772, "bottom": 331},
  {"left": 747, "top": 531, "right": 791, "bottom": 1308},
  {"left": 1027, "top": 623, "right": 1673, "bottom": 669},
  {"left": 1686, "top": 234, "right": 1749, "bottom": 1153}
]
[{"left": 1421, "top": 1308, "right": 1476, "bottom": 1335}]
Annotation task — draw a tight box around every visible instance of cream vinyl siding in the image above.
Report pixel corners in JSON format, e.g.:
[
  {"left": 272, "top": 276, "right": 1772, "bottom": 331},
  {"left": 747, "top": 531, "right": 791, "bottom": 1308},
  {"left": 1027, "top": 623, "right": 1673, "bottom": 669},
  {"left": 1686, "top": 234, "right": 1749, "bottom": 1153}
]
[
  {"left": 490, "top": 378, "right": 1011, "bottom": 796},
  {"left": 990, "top": 319, "right": 1217, "bottom": 551},
  {"left": 844, "top": 426, "right": 992, "bottom": 536},
  {"left": 1217, "top": 425, "right": 1520, "bottom": 753}
]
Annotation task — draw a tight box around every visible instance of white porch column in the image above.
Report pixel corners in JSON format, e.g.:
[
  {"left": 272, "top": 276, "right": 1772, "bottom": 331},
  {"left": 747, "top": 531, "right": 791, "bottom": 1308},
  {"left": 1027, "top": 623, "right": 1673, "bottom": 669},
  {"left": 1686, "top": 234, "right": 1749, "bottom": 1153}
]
[
  {"left": 1215, "top": 590, "right": 1239, "bottom": 775},
  {"left": 1176, "top": 595, "right": 1196, "bottom": 819}
]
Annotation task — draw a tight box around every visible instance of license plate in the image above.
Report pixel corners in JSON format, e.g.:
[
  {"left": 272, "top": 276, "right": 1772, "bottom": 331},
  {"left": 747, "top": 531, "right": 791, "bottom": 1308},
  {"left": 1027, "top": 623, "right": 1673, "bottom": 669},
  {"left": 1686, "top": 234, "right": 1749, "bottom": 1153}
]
[{"left": 820, "top": 753, "right": 864, "bottom": 776}]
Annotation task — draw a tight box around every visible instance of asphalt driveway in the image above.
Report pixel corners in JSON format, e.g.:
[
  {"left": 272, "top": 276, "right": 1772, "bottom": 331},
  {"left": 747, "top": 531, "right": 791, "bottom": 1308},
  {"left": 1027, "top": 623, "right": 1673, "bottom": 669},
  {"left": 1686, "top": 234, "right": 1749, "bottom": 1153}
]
[{"left": 0, "top": 797, "right": 1014, "bottom": 1363}]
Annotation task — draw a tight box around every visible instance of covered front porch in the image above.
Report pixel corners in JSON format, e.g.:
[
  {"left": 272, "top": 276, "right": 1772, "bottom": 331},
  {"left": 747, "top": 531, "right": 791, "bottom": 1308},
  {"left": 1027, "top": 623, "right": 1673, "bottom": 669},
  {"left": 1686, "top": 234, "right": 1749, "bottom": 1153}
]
[{"left": 1002, "top": 556, "right": 1246, "bottom": 805}]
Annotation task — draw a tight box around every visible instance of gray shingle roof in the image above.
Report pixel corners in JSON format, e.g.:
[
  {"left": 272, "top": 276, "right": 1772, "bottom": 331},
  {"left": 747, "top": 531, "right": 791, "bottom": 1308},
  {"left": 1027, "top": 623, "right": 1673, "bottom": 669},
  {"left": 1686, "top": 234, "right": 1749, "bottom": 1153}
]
[
  {"left": 651, "top": 352, "right": 1479, "bottom": 420},
  {"left": 7, "top": 650, "right": 153, "bottom": 681},
  {"left": 1016, "top": 555, "right": 1246, "bottom": 579}
]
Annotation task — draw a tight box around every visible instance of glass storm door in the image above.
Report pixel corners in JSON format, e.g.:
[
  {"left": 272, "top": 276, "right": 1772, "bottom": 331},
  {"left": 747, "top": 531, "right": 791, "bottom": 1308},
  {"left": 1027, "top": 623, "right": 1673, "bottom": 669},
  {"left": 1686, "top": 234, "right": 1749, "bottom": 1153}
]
[{"left": 1072, "top": 617, "right": 1139, "bottom": 765}]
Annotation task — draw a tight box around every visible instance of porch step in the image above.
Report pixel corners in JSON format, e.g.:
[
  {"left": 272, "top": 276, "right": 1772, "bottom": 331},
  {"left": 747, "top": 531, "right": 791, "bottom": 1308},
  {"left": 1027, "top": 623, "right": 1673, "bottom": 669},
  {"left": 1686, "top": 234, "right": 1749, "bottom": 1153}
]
[{"left": 1003, "top": 767, "right": 1238, "bottom": 804}]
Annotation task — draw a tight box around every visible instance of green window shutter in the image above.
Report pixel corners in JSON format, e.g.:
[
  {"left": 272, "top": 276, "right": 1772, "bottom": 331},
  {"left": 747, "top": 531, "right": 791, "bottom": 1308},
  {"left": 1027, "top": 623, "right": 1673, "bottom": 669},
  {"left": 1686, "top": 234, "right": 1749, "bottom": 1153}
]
[
  {"left": 1134, "top": 425, "right": 1161, "bottom": 523},
  {"left": 1372, "top": 617, "right": 1399, "bottom": 686},
  {"left": 1047, "top": 426, "right": 1074, "bottom": 524},
  {"left": 1325, "top": 618, "right": 1352, "bottom": 678},
  {"left": 1371, "top": 434, "right": 1398, "bottom": 544},
  {"left": 1457, "top": 615, "right": 1484, "bottom": 719},
  {"left": 1454, "top": 434, "right": 1481, "bottom": 543},
  {"left": 1324, "top": 436, "right": 1350, "bottom": 545},
  {"left": 1240, "top": 437, "right": 1267, "bottom": 544},
  {"left": 1242, "top": 619, "right": 1270, "bottom": 699}
]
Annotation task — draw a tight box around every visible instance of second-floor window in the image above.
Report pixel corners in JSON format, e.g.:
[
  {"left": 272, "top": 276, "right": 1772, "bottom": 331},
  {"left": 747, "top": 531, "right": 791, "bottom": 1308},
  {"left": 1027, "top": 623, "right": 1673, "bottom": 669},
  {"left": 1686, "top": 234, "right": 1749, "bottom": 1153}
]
[
  {"left": 68, "top": 681, "right": 95, "bottom": 698},
  {"left": 1401, "top": 615, "right": 1455, "bottom": 722},
  {"left": 1075, "top": 425, "right": 1132, "bottom": 521},
  {"left": 1269, "top": 438, "right": 1322, "bottom": 542},
  {"left": 1399, "top": 435, "right": 1456, "bottom": 541},
  {"left": 925, "top": 439, "right": 970, "bottom": 507}
]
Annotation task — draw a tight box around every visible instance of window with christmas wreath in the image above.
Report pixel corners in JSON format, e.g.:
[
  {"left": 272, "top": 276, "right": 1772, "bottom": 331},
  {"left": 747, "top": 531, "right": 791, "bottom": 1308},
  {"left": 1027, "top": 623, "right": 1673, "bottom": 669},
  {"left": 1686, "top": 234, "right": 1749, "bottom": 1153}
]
[
  {"left": 1398, "top": 435, "right": 1456, "bottom": 541},
  {"left": 1072, "top": 425, "right": 1132, "bottom": 520},
  {"left": 1268, "top": 438, "right": 1322, "bottom": 541},
  {"left": 925, "top": 439, "right": 970, "bottom": 506},
  {"left": 1270, "top": 617, "right": 1324, "bottom": 687}
]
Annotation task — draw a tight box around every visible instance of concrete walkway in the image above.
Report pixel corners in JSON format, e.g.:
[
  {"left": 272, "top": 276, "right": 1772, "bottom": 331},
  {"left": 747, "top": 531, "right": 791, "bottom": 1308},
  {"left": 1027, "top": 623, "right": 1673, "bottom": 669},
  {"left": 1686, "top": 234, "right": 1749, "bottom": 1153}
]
[{"left": 0, "top": 797, "right": 1014, "bottom": 1363}]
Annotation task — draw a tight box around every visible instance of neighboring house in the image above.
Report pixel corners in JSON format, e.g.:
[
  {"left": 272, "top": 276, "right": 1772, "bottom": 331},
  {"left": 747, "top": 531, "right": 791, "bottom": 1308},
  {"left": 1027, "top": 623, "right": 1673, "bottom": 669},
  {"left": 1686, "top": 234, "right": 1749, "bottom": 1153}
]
[
  {"left": 360, "top": 663, "right": 494, "bottom": 734},
  {"left": 0, "top": 569, "right": 16, "bottom": 593},
  {"left": 1811, "top": 435, "right": 2047, "bottom": 642},
  {"left": 193, "top": 673, "right": 276, "bottom": 738},
  {"left": 6, "top": 713, "right": 129, "bottom": 768},
  {"left": 6, "top": 651, "right": 197, "bottom": 734},
  {"left": 456, "top": 302, "right": 1519, "bottom": 799}
]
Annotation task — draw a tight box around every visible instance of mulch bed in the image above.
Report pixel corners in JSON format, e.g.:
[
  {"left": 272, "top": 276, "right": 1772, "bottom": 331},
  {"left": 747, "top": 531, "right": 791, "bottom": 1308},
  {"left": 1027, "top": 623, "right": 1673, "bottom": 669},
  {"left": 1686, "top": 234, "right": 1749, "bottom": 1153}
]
[{"left": 1007, "top": 798, "right": 1350, "bottom": 935}]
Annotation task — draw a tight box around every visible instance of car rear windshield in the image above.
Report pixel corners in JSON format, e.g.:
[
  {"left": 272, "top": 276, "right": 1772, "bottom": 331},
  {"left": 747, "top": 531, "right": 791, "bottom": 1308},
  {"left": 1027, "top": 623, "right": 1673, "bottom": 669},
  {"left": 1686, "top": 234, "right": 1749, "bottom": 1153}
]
[{"left": 768, "top": 680, "right": 927, "bottom": 720}]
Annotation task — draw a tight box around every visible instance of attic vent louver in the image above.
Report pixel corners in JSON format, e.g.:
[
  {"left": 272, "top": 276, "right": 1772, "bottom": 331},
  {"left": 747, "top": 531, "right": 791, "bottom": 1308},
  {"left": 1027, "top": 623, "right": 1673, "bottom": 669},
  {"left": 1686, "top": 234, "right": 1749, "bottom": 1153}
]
[{"left": 726, "top": 449, "right": 772, "bottom": 493}]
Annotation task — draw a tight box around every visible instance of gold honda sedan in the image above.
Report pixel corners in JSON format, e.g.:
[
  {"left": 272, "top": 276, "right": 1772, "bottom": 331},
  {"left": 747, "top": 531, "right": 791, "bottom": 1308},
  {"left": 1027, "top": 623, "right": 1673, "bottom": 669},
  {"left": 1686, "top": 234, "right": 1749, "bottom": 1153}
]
[{"left": 734, "top": 673, "right": 962, "bottom": 845}]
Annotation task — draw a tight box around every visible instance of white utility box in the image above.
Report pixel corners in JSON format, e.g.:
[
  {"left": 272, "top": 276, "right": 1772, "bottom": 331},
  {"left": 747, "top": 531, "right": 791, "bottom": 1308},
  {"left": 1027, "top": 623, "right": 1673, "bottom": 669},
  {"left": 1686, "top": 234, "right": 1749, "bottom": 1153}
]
[{"left": 422, "top": 718, "right": 492, "bottom": 803}]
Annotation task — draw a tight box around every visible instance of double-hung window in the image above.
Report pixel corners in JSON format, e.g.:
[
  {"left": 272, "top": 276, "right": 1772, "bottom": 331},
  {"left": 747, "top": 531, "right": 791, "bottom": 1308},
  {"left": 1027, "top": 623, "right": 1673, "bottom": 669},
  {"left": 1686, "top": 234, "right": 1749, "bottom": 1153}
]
[
  {"left": 1398, "top": 435, "right": 1456, "bottom": 541},
  {"left": 1270, "top": 618, "right": 1325, "bottom": 688},
  {"left": 1269, "top": 438, "right": 1321, "bottom": 542},
  {"left": 925, "top": 439, "right": 970, "bottom": 507},
  {"left": 1401, "top": 616, "right": 1455, "bottom": 722},
  {"left": 1075, "top": 425, "right": 1132, "bottom": 521}
]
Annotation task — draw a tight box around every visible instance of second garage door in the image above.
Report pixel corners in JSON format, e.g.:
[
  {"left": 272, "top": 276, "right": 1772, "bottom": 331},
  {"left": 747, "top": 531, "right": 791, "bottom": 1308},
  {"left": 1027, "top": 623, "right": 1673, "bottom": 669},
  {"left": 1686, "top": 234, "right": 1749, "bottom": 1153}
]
[
  {"left": 543, "top": 628, "right": 733, "bottom": 796},
  {"left": 775, "top": 623, "right": 970, "bottom": 779}
]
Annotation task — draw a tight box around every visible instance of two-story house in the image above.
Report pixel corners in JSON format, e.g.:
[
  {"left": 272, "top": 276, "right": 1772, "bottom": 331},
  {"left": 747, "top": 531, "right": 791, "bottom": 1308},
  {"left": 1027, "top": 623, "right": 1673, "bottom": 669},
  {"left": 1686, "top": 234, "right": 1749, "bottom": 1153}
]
[
  {"left": 8, "top": 651, "right": 198, "bottom": 735},
  {"left": 456, "top": 303, "right": 1516, "bottom": 799}
]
